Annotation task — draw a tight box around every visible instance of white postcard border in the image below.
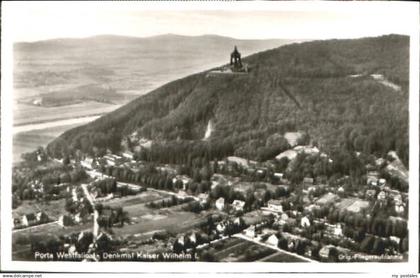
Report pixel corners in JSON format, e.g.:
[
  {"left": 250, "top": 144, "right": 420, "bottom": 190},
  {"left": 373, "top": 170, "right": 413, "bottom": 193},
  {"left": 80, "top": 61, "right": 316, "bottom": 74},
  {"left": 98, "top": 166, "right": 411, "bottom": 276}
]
[{"left": 1, "top": 1, "right": 419, "bottom": 273}]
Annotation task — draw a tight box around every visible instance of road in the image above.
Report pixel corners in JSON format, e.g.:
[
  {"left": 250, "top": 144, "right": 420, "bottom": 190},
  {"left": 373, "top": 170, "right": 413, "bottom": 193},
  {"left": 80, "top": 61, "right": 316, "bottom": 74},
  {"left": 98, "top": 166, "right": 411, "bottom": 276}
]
[{"left": 81, "top": 183, "right": 99, "bottom": 238}]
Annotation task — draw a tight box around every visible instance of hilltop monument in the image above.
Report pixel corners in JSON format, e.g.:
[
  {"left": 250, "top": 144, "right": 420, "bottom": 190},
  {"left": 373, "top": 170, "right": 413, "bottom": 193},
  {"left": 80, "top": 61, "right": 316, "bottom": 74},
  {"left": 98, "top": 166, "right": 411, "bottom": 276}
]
[
  {"left": 208, "top": 46, "right": 248, "bottom": 76},
  {"left": 230, "top": 46, "right": 242, "bottom": 69}
]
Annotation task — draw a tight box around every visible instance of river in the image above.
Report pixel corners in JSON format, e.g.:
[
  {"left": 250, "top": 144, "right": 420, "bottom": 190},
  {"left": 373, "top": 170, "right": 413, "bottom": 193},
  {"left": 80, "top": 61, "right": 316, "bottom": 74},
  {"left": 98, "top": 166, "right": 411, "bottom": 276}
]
[
  {"left": 13, "top": 115, "right": 101, "bottom": 134},
  {"left": 13, "top": 115, "right": 101, "bottom": 163}
]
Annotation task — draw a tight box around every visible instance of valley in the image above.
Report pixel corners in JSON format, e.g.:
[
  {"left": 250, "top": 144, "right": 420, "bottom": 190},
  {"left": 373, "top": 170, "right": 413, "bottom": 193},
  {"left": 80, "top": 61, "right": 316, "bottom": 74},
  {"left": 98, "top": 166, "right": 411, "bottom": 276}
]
[
  {"left": 11, "top": 34, "right": 410, "bottom": 263},
  {"left": 13, "top": 34, "right": 294, "bottom": 162}
]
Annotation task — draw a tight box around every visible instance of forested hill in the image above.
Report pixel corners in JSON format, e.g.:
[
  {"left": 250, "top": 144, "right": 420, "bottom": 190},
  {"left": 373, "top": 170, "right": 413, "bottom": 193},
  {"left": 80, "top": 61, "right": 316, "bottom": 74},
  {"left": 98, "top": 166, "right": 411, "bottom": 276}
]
[{"left": 48, "top": 34, "right": 409, "bottom": 167}]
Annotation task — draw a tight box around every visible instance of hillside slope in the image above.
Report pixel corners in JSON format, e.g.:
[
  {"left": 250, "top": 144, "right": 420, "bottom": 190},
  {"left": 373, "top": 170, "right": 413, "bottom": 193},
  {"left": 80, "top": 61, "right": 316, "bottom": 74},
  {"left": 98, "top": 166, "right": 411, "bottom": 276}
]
[{"left": 47, "top": 34, "right": 409, "bottom": 166}]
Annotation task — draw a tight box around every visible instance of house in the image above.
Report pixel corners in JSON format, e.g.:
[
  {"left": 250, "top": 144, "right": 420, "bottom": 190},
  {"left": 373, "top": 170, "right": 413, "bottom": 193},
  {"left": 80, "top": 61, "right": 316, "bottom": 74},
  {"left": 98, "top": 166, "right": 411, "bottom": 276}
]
[
  {"left": 173, "top": 175, "right": 192, "bottom": 190},
  {"left": 367, "top": 171, "right": 380, "bottom": 185},
  {"left": 267, "top": 199, "right": 283, "bottom": 213},
  {"left": 307, "top": 186, "right": 316, "bottom": 193},
  {"left": 304, "top": 204, "right": 320, "bottom": 213},
  {"left": 395, "top": 204, "right": 405, "bottom": 214},
  {"left": 176, "top": 235, "right": 185, "bottom": 246},
  {"left": 81, "top": 158, "right": 94, "bottom": 169},
  {"left": 393, "top": 194, "right": 403, "bottom": 204},
  {"left": 366, "top": 189, "right": 376, "bottom": 199},
  {"left": 390, "top": 236, "right": 401, "bottom": 245},
  {"left": 245, "top": 225, "right": 256, "bottom": 237},
  {"left": 198, "top": 193, "right": 209, "bottom": 202},
  {"left": 302, "top": 196, "right": 311, "bottom": 205},
  {"left": 98, "top": 209, "right": 115, "bottom": 228},
  {"left": 233, "top": 217, "right": 242, "bottom": 227},
  {"left": 177, "top": 190, "right": 189, "bottom": 200},
  {"left": 334, "top": 224, "right": 343, "bottom": 237},
  {"left": 325, "top": 223, "right": 343, "bottom": 237},
  {"left": 13, "top": 218, "right": 24, "bottom": 229},
  {"left": 22, "top": 213, "right": 37, "bottom": 227},
  {"left": 376, "top": 158, "right": 386, "bottom": 167},
  {"left": 278, "top": 213, "right": 289, "bottom": 225},
  {"left": 227, "top": 156, "right": 255, "bottom": 168},
  {"left": 287, "top": 239, "right": 296, "bottom": 251},
  {"left": 276, "top": 150, "right": 298, "bottom": 161},
  {"left": 266, "top": 234, "right": 279, "bottom": 247},
  {"left": 72, "top": 188, "right": 79, "bottom": 202},
  {"left": 105, "top": 158, "right": 116, "bottom": 166},
  {"left": 253, "top": 189, "right": 266, "bottom": 202},
  {"left": 316, "top": 193, "right": 339, "bottom": 206},
  {"left": 68, "top": 244, "right": 77, "bottom": 254},
  {"left": 377, "top": 191, "right": 387, "bottom": 200},
  {"left": 300, "top": 216, "right": 311, "bottom": 228},
  {"left": 273, "top": 173, "right": 284, "bottom": 179},
  {"left": 74, "top": 212, "right": 82, "bottom": 224},
  {"left": 189, "top": 232, "right": 197, "bottom": 244},
  {"left": 285, "top": 218, "right": 297, "bottom": 226},
  {"left": 215, "top": 197, "right": 225, "bottom": 211},
  {"left": 304, "top": 246, "right": 313, "bottom": 258},
  {"left": 319, "top": 245, "right": 334, "bottom": 259},
  {"left": 96, "top": 193, "right": 114, "bottom": 203},
  {"left": 303, "top": 177, "right": 314, "bottom": 186},
  {"left": 232, "top": 200, "right": 245, "bottom": 211},
  {"left": 122, "top": 152, "right": 134, "bottom": 160},
  {"left": 58, "top": 215, "right": 74, "bottom": 227},
  {"left": 378, "top": 178, "right": 386, "bottom": 186},
  {"left": 216, "top": 222, "right": 226, "bottom": 233}
]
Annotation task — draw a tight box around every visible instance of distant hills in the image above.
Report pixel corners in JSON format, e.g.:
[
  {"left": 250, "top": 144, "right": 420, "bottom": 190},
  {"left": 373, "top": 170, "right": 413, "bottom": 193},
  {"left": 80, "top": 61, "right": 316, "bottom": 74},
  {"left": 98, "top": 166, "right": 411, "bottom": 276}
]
[
  {"left": 14, "top": 34, "right": 299, "bottom": 105},
  {"left": 47, "top": 34, "right": 409, "bottom": 167},
  {"left": 15, "top": 34, "right": 297, "bottom": 51}
]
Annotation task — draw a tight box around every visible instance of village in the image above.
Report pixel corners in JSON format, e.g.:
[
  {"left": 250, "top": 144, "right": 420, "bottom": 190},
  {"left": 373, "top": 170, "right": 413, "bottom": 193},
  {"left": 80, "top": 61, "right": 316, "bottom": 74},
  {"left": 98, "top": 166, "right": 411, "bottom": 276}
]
[{"left": 11, "top": 128, "right": 409, "bottom": 263}]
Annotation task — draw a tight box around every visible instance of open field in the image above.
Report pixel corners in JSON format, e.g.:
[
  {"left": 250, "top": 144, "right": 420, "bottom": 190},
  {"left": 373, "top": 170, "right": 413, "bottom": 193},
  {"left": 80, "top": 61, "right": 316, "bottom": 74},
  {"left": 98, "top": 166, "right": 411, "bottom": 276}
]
[
  {"left": 112, "top": 203, "right": 209, "bottom": 237},
  {"left": 204, "top": 237, "right": 297, "bottom": 262},
  {"left": 103, "top": 191, "right": 168, "bottom": 208},
  {"left": 101, "top": 190, "right": 212, "bottom": 239},
  {"left": 13, "top": 222, "right": 92, "bottom": 244},
  {"left": 12, "top": 222, "right": 92, "bottom": 260},
  {"left": 258, "top": 251, "right": 309, "bottom": 262},
  {"left": 12, "top": 199, "right": 67, "bottom": 220}
]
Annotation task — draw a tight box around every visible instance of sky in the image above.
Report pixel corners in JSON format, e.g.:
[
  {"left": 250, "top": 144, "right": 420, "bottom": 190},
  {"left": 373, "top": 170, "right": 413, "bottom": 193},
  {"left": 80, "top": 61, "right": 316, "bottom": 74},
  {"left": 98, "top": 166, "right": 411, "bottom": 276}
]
[{"left": 3, "top": 1, "right": 417, "bottom": 42}]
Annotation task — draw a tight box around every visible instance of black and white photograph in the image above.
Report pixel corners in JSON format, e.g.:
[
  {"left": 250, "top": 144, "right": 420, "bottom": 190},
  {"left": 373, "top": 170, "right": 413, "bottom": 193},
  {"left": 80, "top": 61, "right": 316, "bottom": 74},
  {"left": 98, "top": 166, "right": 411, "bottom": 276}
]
[{"left": 1, "top": 1, "right": 419, "bottom": 275}]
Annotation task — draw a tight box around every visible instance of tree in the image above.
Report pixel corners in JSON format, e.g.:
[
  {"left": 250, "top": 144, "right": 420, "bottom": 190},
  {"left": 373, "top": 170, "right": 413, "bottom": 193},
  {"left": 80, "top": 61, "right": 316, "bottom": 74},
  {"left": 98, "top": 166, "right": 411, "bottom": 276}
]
[
  {"left": 360, "top": 236, "right": 375, "bottom": 254},
  {"left": 200, "top": 248, "right": 216, "bottom": 262},
  {"left": 372, "top": 238, "right": 385, "bottom": 255},
  {"left": 328, "top": 246, "right": 339, "bottom": 262}
]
